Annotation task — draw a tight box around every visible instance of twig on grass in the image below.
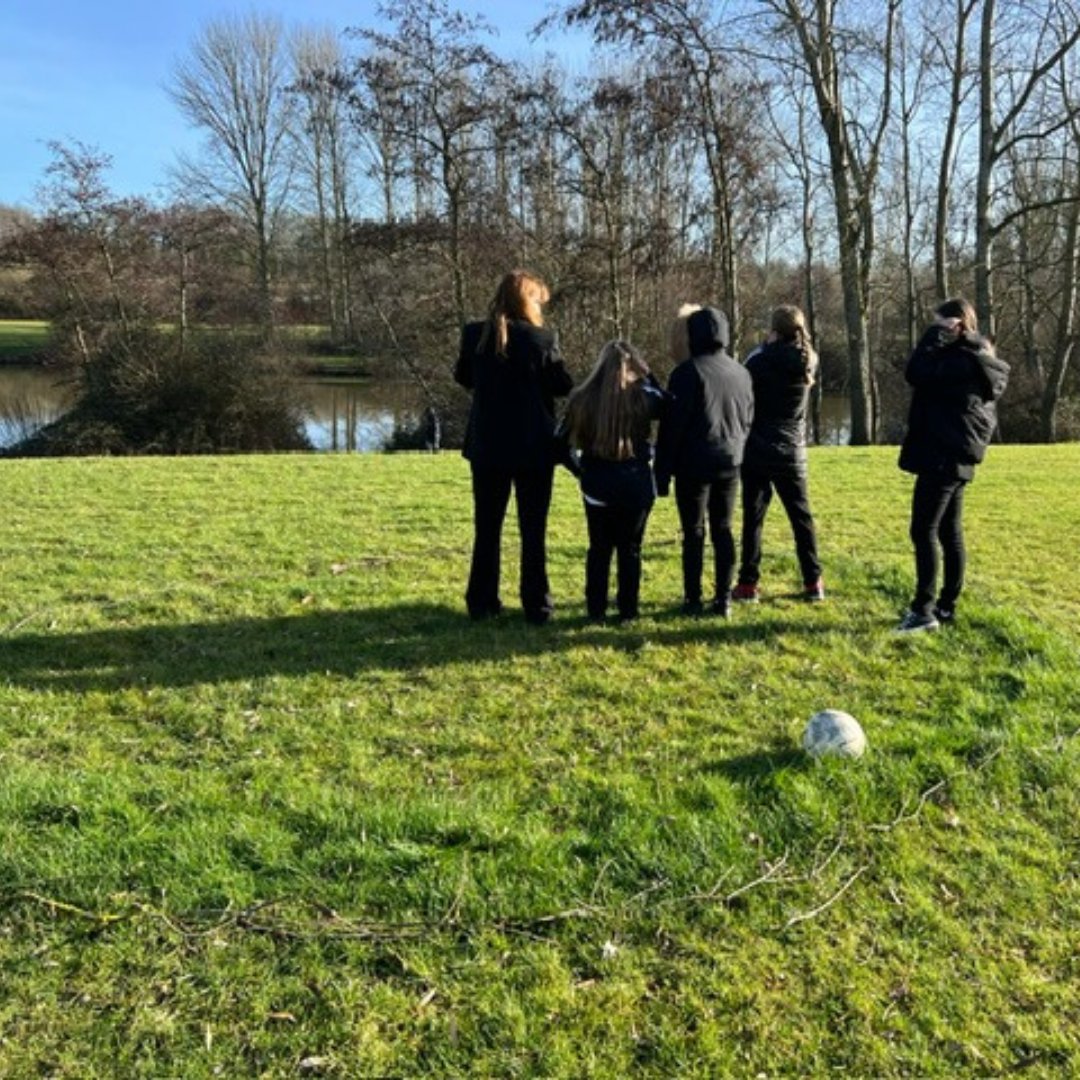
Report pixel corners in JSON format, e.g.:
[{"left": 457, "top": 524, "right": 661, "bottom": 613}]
[
  {"left": 12, "top": 890, "right": 127, "bottom": 925},
  {"left": 782, "top": 864, "right": 870, "bottom": 931},
  {"left": 868, "top": 779, "right": 948, "bottom": 832},
  {"left": 3, "top": 610, "right": 45, "bottom": 635}
]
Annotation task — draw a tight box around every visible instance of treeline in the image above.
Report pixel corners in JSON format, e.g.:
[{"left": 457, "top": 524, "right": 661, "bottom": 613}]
[{"left": 2, "top": 0, "right": 1079, "bottom": 445}]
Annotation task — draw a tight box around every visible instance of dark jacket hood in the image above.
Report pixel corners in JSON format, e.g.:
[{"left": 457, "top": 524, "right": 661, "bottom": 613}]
[{"left": 687, "top": 307, "right": 731, "bottom": 356}]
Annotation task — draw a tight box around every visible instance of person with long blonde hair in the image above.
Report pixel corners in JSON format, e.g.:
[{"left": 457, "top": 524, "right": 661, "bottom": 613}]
[
  {"left": 455, "top": 270, "right": 573, "bottom": 624},
  {"left": 557, "top": 340, "right": 666, "bottom": 622},
  {"left": 734, "top": 304, "right": 824, "bottom": 603}
]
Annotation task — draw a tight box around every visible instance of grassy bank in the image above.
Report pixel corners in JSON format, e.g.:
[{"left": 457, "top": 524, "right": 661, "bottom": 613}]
[
  {"left": 0, "top": 320, "right": 49, "bottom": 362},
  {"left": 0, "top": 447, "right": 1077, "bottom": 1077}
]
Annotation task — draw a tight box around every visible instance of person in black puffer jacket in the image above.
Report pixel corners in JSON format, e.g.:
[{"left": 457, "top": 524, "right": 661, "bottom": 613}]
[
  {"left": 557, "top": 340, "right": 667, "bottom": 622},
  {"left": 735, "top": 305, "right": 824, "bottom": 603},
  {"left": 654, "top": 305, "right": 754, "bottom": 616},
  {"left": 455, "top": 270, "right": 574, "bottom": 624},
  {"left": 896, "top": 297, "right": 1010, "bottom": 633}
]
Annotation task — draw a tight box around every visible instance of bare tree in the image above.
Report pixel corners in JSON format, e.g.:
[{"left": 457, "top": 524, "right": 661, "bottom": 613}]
[
  {"left": 760, "top": 0, "right": 900, "bottom": 445},
  {"left": 291, "top": 27, "right": 357, "bottom": 341},
  {"left": 972, "top": 0, "right": 1080, "bottom": 335},
  {"left": 350, "top": 0, "right": 509, "bottom": 326},
  {"left": 168, "top": 13, "right": 296, "bottom": 334}
]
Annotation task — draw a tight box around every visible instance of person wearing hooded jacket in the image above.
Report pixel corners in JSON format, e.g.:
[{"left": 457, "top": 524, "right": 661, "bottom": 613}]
[
  {"left": 896, "top": 297, "right": 1010, "bottom": 633},
  {"left": 734, "top": 304, "right": 824, "bottom": 603},
  {"left": 654, "top": 305, "right": 754, "bottom": 617}
]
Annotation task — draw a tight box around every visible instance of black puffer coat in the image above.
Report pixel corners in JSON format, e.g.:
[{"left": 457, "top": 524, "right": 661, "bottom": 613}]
[
  {"left": 898, "top": 325, "right": 1010, "bottom": 480},
  {"left": 454, "top": 319, "right": 573, "bottom": 470},
  {"left": 653, "top": 307, "right": 754, "bottom": 495},
  {"left": 742, "top": 340, "right": 815, "bottom": 476}
]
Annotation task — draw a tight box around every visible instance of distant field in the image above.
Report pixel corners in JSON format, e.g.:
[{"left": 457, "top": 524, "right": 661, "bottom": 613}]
[
  {"left": 0, "top": 320, "right": 361, "bottom": 369},
  {"left": 0, "top": 447, "right": 1077, "bottom": 1077},
  {"left": 0, "top": 319, "right": 49, "bottom": 360}
]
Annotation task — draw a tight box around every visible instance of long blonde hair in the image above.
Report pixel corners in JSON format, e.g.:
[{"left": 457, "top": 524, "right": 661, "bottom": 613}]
[
  {"left": 771, "top": 305, "right": 818, "bottom": 386},
  {"left": 478, "top": 270, "right": 550, "bottom": 356},
  {"left": 564, "top": 340, "right": 651, "bottom": 461}
]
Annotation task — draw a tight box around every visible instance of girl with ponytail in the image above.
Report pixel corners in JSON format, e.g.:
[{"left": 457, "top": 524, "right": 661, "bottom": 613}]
[
  {"left": 733, "top": 305, "right": 825, "bottom": 603},
  {"left": 455, "top": 270, "right": 573, "bottom": 624}
]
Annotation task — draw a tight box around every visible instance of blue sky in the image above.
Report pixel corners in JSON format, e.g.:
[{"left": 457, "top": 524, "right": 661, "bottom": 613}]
[{"left": 1, "top": 1, "right": 583, "bottom": 209}]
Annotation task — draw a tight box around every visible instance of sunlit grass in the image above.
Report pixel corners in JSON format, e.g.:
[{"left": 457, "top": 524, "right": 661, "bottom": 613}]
[{"left": 0, "top": 447, "right": 1077, "bottom": 1077}]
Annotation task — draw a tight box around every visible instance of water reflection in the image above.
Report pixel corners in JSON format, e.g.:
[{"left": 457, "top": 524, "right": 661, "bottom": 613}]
[
  {"left": 0, "top": 367, "right": 852, "bottom": 451},
  {"left": 300, "top": 378, "right": 408, "bottom": 452},
  {"left": 0, "top": 367, "right": 75, "bottom": 449}
]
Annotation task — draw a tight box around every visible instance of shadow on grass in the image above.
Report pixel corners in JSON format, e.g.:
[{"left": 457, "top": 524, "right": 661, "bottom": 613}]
[{"left": 0, "top": 602, "right": 831, "bottom": 693}]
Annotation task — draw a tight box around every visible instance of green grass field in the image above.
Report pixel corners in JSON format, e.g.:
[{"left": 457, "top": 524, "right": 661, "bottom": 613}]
[
  {"left": 0, "top": 447, "right": 1077, "bottom": 1077},
  {"left": 0, "top": 320, "right": 49, "bottom": 361}
]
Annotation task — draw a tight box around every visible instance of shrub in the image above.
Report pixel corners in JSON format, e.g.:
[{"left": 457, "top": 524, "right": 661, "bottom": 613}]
[{"left": 5, "top": 328, "right": 312, "bottom": 456}]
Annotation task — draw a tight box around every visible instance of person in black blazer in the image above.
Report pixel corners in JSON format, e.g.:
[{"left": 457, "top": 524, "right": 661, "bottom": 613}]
[
  {"left": 896, "top": 297, "right": 1010, "bottom": 633},
  {"left": 454, "top": 270, "right": 573, "bottom": 624},
  {"left": 735, "top": 304, "right": 824, "bottom": 603},
  {"left": 556, "top": 340, "right": 667, "bottom": 622},
  {"left": 654, "top": 305, "right": 754, "bottom": 616}
]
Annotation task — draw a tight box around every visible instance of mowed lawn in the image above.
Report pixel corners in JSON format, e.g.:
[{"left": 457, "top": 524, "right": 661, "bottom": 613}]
[
  {"left": 0, "top": 320, "right": 49, "bottom": 361},
  {"left": 0, "top": 446, "right": 1077, "bottom": 1078}
]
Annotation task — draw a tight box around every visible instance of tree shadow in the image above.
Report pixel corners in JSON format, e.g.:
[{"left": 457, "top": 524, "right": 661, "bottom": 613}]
[{"left": 0, "top": 603, "right": 831, "bottom": 695}]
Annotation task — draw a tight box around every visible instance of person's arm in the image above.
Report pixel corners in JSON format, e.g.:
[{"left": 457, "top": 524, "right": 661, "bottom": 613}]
[
  {"left": 904, "top": 325, "right": 949, "bottom": 388},
  {"left": 552, "top": 412, "right": 581, "bottom": 477},
  {"left": 543, "top": 332, "right": 574, "bottom": 398},
  {"left": 972, "top": 347, "right": 1010, "bottom": 402},
  {"left": 653, "top": 365, "right": 694, "bottom": 496},
  {"left": 454, "top": 323, "right": 479, "bottom": 390}
]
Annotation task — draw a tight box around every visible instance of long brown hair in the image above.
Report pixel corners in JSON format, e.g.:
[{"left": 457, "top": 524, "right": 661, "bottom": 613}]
[
  {"left": 478, "top": 270, "right": 550, "bottom": 356},
  {"left": 771, "top": 304, "right": 818, "bottom": 386},
  {"left": 935, "top": 297, "right": 978, "bottom": 334},
  {"left": 563, "top": 340, "right": 651, "bottom": 461}
]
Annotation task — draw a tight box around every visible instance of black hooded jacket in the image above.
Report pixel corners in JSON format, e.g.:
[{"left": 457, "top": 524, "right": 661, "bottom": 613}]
[
  {"left": 653, "top": 307, "right": 754, "bottom": 495},
  {"left": 898, "top": 325, "right": 1010, "bottom": 480},
  {"left": 742, "top": 339, "right": 815, "bottom": 476},
  {"left": 454, "top": 319, "right": 573, "bottom": 471}
]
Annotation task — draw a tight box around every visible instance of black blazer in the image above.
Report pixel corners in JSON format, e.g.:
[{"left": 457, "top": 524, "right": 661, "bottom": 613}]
[
  {"left": 454, "top": 319, "right": 573, "bottom": 471},
  {"left": 899, "top": 326, "right": 1010, "bottom": 480}
]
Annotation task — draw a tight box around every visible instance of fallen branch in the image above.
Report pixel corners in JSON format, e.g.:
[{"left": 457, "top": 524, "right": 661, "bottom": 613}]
[{"left": 782, "top": 864, "right": 870, "bottom": 931}]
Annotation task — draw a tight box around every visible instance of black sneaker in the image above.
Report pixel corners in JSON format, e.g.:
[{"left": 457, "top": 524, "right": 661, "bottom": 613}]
[
  {"left": 933, "top": 605, "right": 955, "bottom": 626},
  {"left": 895, "top": 610, "right": 940, "bottom": 634},
  {"left": 711, "top": 598, "right": 731, "bottom": 618},
  {"left": 681, "top": 598, "right": 705, "bottom": 616}
]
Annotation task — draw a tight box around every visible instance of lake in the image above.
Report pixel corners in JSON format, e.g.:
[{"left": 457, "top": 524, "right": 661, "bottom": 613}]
[{"left": 0, "top": 367, "right": 852, "bottom": 451}]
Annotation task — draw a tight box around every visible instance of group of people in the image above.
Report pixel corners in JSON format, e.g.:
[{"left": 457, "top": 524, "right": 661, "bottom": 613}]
[{"left": 454, "top": 271, "right": 1009, "bottom": 633}]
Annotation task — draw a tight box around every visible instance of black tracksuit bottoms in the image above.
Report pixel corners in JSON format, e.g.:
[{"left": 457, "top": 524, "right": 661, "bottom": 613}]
[
  {"left": 467, "top": 463, "right": 555, "bottom": 622},
  {"left": 584, "top": 499, "right": 652, "bottom": 620},
  {"left": 674, "top": 471, "right": 739, "bottom": 604},
  {"left": 909, "top": 472, "right": 967, "bottom": 616},
  {"left": 738, "top": 465, "right": 821, "bottom": 587}
]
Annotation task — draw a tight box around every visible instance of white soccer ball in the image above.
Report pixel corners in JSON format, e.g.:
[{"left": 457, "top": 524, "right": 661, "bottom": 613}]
[{"left": 802, "top": 709, "right": 867, "bottom": 759}]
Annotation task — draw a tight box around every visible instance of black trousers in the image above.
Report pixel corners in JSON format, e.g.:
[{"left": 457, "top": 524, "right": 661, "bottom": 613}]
[
  {"left": 738, "top": 465, "right": 821, "bottom": 587},
  {"left": 466, "top": 463, "right": 555, "bottom": 621},
  {"left": 674, "top": 471, "right": 739, "bottom": 603},
  {"left": 909, "top": 473, "right": 967, "bottom": 616},
  {"left": 584, "top": 500, "right": 652, "bottom": 619}
]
